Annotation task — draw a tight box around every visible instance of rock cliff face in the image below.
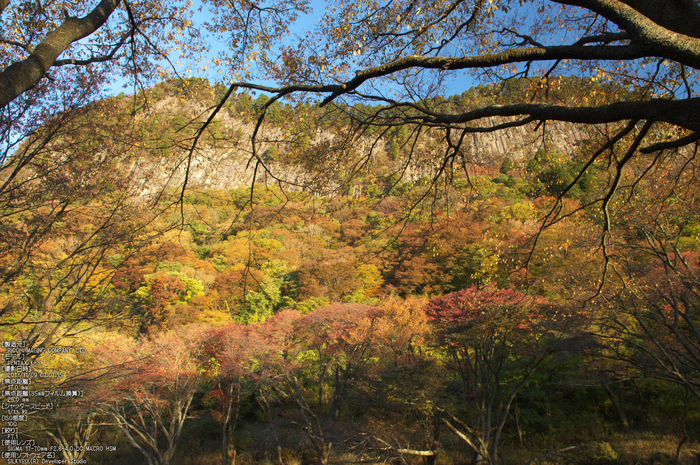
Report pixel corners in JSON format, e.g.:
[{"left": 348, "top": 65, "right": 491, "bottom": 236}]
[
  {"left": 460, "top": 118, "right": 594, "bottom": 163},
  {"left": 129, "top": 143, "right": 311, "bottom": 198},
  {"left": 125, "top": 96, "right": 597, "bottom": 196},
  {"left": 122, "top": 97, "right": 310, "bottom": 197}
]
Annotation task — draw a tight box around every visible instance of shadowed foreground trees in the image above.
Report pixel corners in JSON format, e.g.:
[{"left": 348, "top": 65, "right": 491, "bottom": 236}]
[
  {"left": 603, "top": 249, "right": 700, "bottom": 400},
  {"left": 258, "top": 304, "right": 376, "bottom": 465},
  {"left": 426, "top": 285, "right": 557, "bottom": 465},
  {"left": 92, "top": 328, "right": 204, "bottom": 465},
  {"left": 197, "top": 323, "right": 271, "bottom": 465},
  {"left": 591, "top": 158, "right": 700, "bottom": 409}
]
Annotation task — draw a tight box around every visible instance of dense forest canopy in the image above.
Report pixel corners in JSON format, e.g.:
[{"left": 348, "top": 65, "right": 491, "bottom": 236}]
[{"left": 1, "top": 1, "right": 700, "bottom": 465}]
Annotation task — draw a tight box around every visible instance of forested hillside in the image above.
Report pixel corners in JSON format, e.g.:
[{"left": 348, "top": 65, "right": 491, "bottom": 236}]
[{"left": 1, "top": 77, "right": 700, "bottom": 465}]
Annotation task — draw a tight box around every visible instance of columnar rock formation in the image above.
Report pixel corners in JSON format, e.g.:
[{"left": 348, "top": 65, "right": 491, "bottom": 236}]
[{"left": 131, "top": 113, "right": 596, "bottom": 197}]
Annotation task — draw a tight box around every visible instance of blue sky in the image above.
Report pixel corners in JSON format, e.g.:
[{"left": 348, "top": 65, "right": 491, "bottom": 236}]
[
  {"left": 106, "top": 0, "right": 479, "bottom": 99},
  {"left": 107, "top": 0, "right": 328, "bottom": 96}
]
